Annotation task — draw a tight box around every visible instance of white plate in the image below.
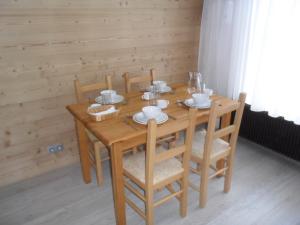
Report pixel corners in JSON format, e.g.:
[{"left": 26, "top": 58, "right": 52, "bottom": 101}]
[
  {"left": 184, "top": 98, "right": 211, "bottom": 109},
  {"left": 146, "top": 86, "right": 172, "bottom": 93},
  {"left": 158, "top": 86, "right": 172, "bottom": 93},
  {"left": 133, "top": 112, "right": 168, "bottom": 125},
  {"left": 95, "top": 94, "right": 124, "bottom": 104}
]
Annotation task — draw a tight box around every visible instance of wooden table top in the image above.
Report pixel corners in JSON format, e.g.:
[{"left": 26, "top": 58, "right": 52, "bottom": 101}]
[{"left": 66, "top": 83, "right": 236, "bottom": 146}]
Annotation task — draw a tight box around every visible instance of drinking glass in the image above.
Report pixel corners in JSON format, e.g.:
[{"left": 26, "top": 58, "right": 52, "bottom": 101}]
[
  {"left": 150, "top": 85, "right": 160, "bottom": 106},
  {"left": 187, "top": 72, "right": 205, "bottom": 94},
  {"left": 187, "top": 72, "right": 196, "bottom": 94},
  {"left": 194, "top": 72, "right": 203, "bottom": 93}
]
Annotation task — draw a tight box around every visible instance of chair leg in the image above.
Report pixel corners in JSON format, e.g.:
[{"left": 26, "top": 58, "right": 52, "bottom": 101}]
[
  {"left": 145, "top": 190, "right": 154, "bottom": 225},
  {"left": 168, "top": 132, "right": 179, "bottom": 149},
  {"left": 180, "top": 178, "right": 188, "bottom": 217},
  {"left": 94, "top": 142, "right": 104, "bottom": 186},
  {"left": 224, "top": 155, "right": 234, "bottom": 193},
  {"left": 200, "top": 162, "right": 209, "bottom": 208}
]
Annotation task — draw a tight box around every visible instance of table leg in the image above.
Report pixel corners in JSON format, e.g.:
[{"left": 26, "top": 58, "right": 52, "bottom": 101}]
[
  {"left": 75, "top": 119, "right": 91, "bottom": 184},
  {"left": 216, "top": 112, "right": 231, "bottom": 175},
  {"left": 110, "top": 143, "right": 126, "bottom": 225}
]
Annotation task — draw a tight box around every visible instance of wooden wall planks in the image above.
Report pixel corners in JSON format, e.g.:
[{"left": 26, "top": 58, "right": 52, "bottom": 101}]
[{"left": 0, "top": 0, "right": 203, "bottom": 187}]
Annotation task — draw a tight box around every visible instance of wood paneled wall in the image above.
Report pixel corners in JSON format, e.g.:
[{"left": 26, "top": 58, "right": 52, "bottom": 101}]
[{"left": 0, "top": 0, "right": 203, "bottom": 186}]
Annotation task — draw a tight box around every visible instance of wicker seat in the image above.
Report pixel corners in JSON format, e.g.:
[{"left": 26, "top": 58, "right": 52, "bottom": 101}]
[
  {"left": 123, "top": 147, "right": 183, "bottom": 185},
  {"left": 122, "top": 109, "right": 197, "bottom": 225},
  {"left": 189, "top": 93, "right": 246, "bottom": 208},
  {"left": 192, "top": 130, "right": 229, "bottom": 159}
]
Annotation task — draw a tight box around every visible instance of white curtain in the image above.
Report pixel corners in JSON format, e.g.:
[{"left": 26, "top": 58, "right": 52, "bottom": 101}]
[
  {"left": 199, "top": 0, "right": 300, "bottom": 125},
  {"left": 243, "top": 0, "right": 300, "bottom": 125},
  {"left": 198, "top": 0, "right": 253, "bottom": 98}
]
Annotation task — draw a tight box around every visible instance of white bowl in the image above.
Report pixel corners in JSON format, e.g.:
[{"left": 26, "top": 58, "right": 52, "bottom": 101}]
[
  {"left": 142, "top": 106, "right": 162, "bottom": 119},
  {"left": 192, "top": 93, "right": 209, "bottom": 105},
  {"left": 100, "top": 89, "right": 116, "bottom": 96},
  {"left": 153, "top": 80, "right": 166, "bottom": 86},
  {"left": 153, "top": 80, "right": 167, "bottom": 90},
  {"left": 142, "top": 92, "right": 154, "bottom": 100},
  {"left": 156, "top": 99, "right": 169, "bottom": 109}
]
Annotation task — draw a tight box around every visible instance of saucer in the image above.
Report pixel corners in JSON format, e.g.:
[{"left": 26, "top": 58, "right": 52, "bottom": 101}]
[
  {"left": 95, "top": 94, "right": 124, "bottom": 104},
  {"left": 158, "top": 86, "right": 172, "bottom": 93},
  {"left": 133, "top": 112, "right": 168, "bottom": 125},
  {"left": 184, "top": 98, "right": 211, "bottom": 109},
  {"left": 146, "top": 86, "right": 172, "bottom": 93}
]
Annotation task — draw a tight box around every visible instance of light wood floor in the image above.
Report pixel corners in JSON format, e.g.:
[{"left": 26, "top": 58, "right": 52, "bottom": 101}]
[{"left": 1, "top": 138, "right": 300, "bottom": 225}]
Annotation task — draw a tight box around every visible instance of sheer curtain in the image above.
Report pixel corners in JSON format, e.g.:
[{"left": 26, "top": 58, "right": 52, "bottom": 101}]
[
  {"left": 198, "top": 0, "right": 253, "bottom": 98},
  {"left": 243, "top": 0, "right": 300, "bottom": 124},
  {"left": 199, "top": 0, "right": 300, "bottom": 125}
]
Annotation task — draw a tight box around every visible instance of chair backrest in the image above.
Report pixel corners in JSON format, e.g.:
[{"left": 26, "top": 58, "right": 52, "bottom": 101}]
[
  {"left": 74, "top": 75, "right": 112, "bottom": 103},
  {"left": 145, "top": 108, "right": 197, "bottom": 188},
  {"left": 122, "top": 69, "right": 156, "bottom": 93},
  {"left": 203, "top": 93, "right": 246, "bottom": 160}
]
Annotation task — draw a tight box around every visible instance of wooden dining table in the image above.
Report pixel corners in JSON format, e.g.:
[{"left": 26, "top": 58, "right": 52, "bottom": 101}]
[{"left": 66, "top": 83, "right": 236, "bottom": 225}]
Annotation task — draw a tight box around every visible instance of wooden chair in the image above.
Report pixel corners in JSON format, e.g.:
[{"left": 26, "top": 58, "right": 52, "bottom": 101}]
[
  {"left": 74, "top": 76, "right": 112, "bottom": 186},
  {"left": 123, "top": 69, "right": 179, "bottom": 148},
  {"left": 122, "top": 108, "right": 197, "bottom": 225},
  {"left": 122, "top": 69, "right": 155, "bottom": 93},
  {"left": 189, "top": 93, "right": 246, "bottom": 208}
]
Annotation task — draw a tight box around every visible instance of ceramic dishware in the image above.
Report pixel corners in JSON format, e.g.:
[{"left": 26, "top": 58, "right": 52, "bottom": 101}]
[
  {"left": 133, "top": 112, "right": 168, "bottom": 125},
  {"left": 142, "top": 106, "right": 162, "bottom": 119},
  {"left": 142, "top": 92, "right": 154, "bottom": 100},
  {"left": 156, "top": 99, "right": 169, "bottom": 109},
  {"left": 192, "top": 93, "right": 209, "bottom": 106},
  {"left": 153, "top": 80, "right": 167, "bottom": 91},
  {"left": 183, "top": 98, "right": 211, "bottom": 109},
  {"left": 101, "top": 90, "right": 116, "bottom": 104}
]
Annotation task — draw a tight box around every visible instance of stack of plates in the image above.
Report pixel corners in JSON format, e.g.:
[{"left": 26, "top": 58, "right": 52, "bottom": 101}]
[
  {"left": 184, "top": 98, "right": 211, "bottom": 109},
  {"left": 146, "top": 86, "right": 172, "bottom": 93},
  {"left": 132, "top": 112, "right": 168, "bottom": 125},
  {"left": 95, "top": 95, "right": 124, "bottom": 104}
]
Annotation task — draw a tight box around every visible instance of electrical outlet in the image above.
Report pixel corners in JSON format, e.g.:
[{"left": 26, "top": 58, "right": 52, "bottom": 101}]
[
  {"left": 56, "top": 144, "right": 64, "bottom": 152},
  {"left": 48, "top": 145, "right": 56, "bottom": 153},
  {"left": 48, "top": 144, "right": 64, "bottom": 153}
]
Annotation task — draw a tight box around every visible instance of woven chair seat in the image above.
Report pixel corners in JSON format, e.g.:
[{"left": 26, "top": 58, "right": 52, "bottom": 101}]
[
  {"left": 192, "top": 130, "right": 229, "bottom": 159},
  {"left": 123, "top": 147, "right": 183, "bottom": 185}
]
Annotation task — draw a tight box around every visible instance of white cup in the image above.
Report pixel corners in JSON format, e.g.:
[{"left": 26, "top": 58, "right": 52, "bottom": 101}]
[
  {"left": 142, "top": 92, "right": 154, "bottom": 100},
  {"left": 153, "top": 80, "right": 167, "bottom": 91},
  {"left": 101, "top": 90, "right": 116, "bottom": 104},
  {"left": 142, "top": 106, "right": 161, "bottom": 119},
  {"left": 156, "top": 99, "right": 169, "bottom": 109},
  {"left": 192, "top": 93, "right": 209, "bottom": 105}
]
